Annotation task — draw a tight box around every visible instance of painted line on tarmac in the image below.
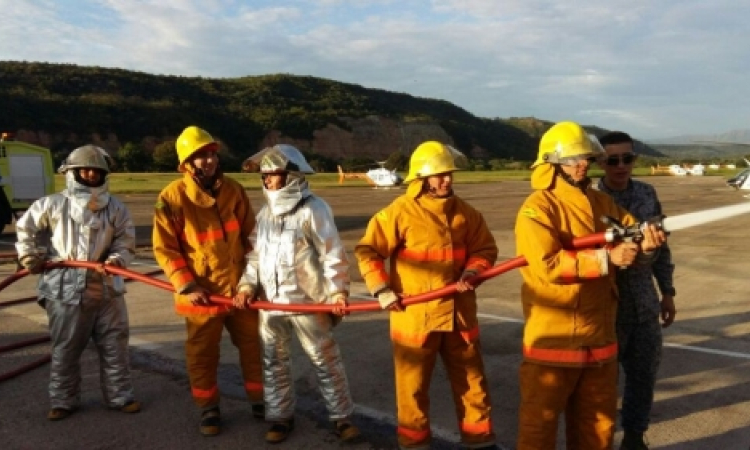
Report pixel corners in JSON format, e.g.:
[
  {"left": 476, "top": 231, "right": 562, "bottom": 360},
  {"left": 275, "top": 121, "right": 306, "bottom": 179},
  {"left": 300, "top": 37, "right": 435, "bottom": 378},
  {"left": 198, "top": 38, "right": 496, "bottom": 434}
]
[
  {"left": 663, "top": 342, "right": 750, "bottom": 360},
  {"left": 477, "top": 312, "right": 750, "bottom": 360},
  {"left": 129, "top": 336, "right": 165, "bottom": 351},
  {"left": 478, "top": 312, "right": 524, "bottom": 323}
]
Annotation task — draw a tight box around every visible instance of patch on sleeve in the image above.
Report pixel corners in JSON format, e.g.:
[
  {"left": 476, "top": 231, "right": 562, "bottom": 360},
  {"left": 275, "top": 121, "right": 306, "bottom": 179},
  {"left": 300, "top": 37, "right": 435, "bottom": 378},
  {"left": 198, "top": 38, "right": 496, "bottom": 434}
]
[
  {"left": 154, "top": 200, "right": 165, "bottom": 209},
  {"left": 376, "top": 210, "right": 389, "bottom": 221},
  {"left": 521, "top": 207, "right": 538, "bottom": 219}
]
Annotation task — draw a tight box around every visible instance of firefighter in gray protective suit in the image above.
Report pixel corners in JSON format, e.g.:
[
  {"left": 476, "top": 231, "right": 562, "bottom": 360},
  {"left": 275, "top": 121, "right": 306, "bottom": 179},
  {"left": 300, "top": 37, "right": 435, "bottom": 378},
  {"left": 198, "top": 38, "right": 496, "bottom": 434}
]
[
  {"left": 233, "top": 145, "right": 360, "bottom": 444},
  {"left": 15, "top": 145, "right": 140, "bottom": 421}
]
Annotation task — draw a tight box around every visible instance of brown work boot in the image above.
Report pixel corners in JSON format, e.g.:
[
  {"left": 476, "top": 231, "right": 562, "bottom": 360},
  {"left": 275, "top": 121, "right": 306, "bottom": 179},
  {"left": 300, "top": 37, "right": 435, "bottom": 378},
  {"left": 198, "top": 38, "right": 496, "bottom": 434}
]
[
  {"left": 115, "top": 400, "right": 141, "bottom": 413},
  {"left": 265, "top": 418, "right": 294, "bottom": 444},
  {"left": 199, "top": 407, "right": 221, "bottom": 437},
  {"left": 621, "top": 430, "right": 649, "bottom": 450},
  {"left": 334, "top": 418, "right": 361, "bottom": 442},
  {"left": 47, "top": 408, "right": 73, "bottom": 421}
]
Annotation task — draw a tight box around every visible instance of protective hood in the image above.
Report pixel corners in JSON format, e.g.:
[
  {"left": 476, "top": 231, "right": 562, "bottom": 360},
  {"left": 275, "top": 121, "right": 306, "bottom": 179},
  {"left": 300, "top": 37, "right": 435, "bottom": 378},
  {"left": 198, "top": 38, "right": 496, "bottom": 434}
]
[
  {"left": 64, "top": 170, "right": 111, "bottom": 220},
  {"left": 530, "top": 164, "right": 556, "bottom": 190},
  {"left": 263, "top": 172, "right": 311, "bottom": 216},
  {"left": 406, "top": 179, "right": 424, "bottom": 198}
]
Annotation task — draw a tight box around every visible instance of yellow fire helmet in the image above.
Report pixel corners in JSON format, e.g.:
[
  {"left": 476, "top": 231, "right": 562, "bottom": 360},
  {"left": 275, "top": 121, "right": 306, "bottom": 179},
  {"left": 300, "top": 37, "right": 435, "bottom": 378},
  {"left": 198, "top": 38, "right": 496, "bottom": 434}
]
[
  {"left": 175, "top": 126, "right": 219, "bottom": 172},
  {"left": 404, "top": 141, "right": 468, "bottom": 183},
  {"left": 531, "top": 121, "right": 603, "bottom": 168}
]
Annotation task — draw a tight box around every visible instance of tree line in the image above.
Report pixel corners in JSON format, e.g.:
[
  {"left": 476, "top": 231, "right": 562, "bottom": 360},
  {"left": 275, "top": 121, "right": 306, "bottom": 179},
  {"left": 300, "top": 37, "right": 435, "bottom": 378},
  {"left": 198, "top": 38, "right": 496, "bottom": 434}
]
[{"left": 1, "top": 61, "right": 668, "bottom": 173}]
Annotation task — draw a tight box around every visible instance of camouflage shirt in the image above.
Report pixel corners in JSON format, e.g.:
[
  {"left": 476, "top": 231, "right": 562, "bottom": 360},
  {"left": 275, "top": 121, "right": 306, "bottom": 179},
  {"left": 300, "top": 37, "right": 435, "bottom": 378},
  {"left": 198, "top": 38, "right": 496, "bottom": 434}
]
[{"left": 597, "top": 178, "right": 675, "bottom": 324}]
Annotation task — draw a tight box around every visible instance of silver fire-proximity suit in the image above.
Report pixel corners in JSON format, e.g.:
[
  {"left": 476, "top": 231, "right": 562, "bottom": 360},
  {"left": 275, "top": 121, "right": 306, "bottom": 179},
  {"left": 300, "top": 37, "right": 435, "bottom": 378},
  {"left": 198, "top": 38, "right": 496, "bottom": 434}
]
[
  {"left": 15, "top": 147, "right": 136, "bottom": 411},
  {"left": 239, "top": 145, "right": 354, "bottom": 422}
]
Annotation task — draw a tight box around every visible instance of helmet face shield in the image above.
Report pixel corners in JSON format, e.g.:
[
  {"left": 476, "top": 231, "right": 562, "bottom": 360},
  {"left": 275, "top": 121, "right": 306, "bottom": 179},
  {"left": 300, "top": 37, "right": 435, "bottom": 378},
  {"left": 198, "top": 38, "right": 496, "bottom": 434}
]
[
  {"left": 444, "top": 145, "right": 469, "bottom": 170},
  {"left": 260, "top": 152, "right": 295, "bottom": 173},
  {"left": 557, "top": 154, "right": 600, "bottom": 167},
  {"left": 244, "top": 144, "right": 315, "bottom": 175}
]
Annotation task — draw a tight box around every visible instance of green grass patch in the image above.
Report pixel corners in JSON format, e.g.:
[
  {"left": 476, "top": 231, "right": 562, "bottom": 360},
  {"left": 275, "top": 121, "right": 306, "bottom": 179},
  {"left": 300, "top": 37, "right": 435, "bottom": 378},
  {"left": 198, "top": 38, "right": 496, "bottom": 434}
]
[{"left": 55, "top": 168, "right": 737, "bottom": 194}]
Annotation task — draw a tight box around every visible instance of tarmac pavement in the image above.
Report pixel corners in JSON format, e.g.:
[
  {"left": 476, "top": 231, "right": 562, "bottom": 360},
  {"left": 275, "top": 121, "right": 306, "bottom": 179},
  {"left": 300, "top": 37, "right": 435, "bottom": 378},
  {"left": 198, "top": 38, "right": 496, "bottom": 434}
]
[
  {"left": 3, "top": 176, "right": 750, "bottom": 449},
  {"left": 0, "top": 263, "right": 466, "bottom": 450}
]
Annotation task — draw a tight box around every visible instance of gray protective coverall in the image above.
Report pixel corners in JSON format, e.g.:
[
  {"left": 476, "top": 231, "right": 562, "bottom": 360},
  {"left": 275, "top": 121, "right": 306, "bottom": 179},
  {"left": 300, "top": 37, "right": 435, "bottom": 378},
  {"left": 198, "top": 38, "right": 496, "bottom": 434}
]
[
  {"left": 238, "top": 174, "right": 354, "bottom": 422},
  {"left": 15, "top": 171, "right": 137, "bottom": 410}
]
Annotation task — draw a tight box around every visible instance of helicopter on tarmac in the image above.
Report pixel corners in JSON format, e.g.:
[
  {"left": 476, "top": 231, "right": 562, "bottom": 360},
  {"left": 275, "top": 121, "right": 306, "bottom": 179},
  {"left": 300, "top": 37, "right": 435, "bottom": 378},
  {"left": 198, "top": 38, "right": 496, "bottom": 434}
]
[{"left": 337, "top": 161, "right": 403, "bottom": 188}]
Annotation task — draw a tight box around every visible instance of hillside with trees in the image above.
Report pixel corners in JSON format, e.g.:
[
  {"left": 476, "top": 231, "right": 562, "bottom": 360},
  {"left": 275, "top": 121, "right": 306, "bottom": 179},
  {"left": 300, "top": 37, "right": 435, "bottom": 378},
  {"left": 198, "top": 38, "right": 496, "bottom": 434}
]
[{"left": 0, "top": 61, "right": 663, "bottom": 171}]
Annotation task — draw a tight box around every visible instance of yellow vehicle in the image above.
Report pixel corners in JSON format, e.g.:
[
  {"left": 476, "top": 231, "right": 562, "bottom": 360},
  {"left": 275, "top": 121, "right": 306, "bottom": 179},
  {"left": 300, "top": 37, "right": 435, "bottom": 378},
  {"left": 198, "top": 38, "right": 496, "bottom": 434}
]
[{"left": 0, "top": 133, "right": 56, "bottom": 231}]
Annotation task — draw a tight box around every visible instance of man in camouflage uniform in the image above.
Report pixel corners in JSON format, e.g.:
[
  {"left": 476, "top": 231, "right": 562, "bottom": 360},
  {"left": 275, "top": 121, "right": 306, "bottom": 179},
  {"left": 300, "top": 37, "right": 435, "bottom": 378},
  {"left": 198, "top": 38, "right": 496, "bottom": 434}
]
[{"left": 597, "top": 131, "right": 676, "bottom": 450}]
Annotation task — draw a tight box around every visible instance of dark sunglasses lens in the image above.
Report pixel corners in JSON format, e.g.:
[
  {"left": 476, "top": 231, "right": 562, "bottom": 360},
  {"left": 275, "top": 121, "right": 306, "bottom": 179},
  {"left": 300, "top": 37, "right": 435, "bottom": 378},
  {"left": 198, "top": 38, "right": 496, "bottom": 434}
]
[
  {"left": 606, "top": 154, "right": 635, "bottom": 166},
  {"left": 586, "top": 156, "right": 598, "bottom": 164}
]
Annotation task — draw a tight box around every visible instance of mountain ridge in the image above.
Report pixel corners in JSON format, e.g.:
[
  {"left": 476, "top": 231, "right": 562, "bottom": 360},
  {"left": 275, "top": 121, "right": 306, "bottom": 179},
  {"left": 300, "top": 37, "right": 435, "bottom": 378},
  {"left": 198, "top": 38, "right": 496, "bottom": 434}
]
[
  {"left": 0, "top": 61, "right": 664, "bottom": 170},
  {"left": 646, "top": 129, "right": 750, "bottom": 145}
]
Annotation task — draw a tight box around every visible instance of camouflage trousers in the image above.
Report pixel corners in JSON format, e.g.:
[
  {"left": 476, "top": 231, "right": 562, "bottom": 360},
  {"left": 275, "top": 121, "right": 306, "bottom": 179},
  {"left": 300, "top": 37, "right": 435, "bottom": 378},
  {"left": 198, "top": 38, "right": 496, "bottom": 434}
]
[{"left": 617, "top": 317, "right": 663, "bottom": 433}]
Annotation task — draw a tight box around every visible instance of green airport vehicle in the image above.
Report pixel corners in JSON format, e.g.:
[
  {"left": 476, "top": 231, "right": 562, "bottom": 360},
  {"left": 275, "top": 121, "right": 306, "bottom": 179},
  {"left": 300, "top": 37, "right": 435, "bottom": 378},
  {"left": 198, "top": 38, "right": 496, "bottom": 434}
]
[{"left": 0, "top": 133, "right": 56, "bottom": 231}]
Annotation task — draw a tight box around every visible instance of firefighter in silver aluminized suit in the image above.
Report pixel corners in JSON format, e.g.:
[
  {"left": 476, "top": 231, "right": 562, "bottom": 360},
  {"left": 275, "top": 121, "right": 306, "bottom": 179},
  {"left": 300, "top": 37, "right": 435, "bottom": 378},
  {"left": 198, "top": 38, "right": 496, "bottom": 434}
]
[
  {"left": 15, "top": 145, "right": 139, "bottom": 421},
  {"left": 233, "top": 144, "right": 360, "bottom": 444}
]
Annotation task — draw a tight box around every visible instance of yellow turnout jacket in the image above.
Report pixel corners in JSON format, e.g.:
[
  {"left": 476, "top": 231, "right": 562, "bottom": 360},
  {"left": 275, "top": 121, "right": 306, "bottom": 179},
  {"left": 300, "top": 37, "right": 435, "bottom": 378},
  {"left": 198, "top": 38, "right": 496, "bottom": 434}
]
[
  {"left": 152, "top": 173, "right": 255, "bottom": 316},
  {"left": 356, "top": 181, "right": 498, "bottom": 347},
  {"left": 515, "top": 165, "right": 635, "bottom": 366}
]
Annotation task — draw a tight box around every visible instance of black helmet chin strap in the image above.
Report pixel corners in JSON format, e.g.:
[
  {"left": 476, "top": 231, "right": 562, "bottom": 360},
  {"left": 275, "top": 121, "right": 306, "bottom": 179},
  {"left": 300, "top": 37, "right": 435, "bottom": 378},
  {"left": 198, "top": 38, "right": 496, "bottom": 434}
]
[
  {"left": 422, "top": 178, "right": 453, "bottom": 198},
  {"left": 187, "top": 162, "right": 220, "bottom": 190},
  {"left": 554, "top": 165, "right": 590, "bottom": 190}
]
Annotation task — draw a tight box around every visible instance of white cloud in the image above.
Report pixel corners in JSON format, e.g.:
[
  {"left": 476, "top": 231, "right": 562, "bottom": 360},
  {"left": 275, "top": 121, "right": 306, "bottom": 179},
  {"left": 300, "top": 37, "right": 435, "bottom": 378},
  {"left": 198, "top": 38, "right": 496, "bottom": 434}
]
[{"left": 1, "top": 0, "right": 749, "bottom": 139}]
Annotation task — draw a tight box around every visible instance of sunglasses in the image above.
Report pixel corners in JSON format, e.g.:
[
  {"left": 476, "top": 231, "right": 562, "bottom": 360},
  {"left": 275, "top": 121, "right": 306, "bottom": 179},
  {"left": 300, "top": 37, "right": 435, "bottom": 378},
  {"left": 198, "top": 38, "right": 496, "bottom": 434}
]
[{"left": 604, "top": 153, "right": 636, "bottom": 166}]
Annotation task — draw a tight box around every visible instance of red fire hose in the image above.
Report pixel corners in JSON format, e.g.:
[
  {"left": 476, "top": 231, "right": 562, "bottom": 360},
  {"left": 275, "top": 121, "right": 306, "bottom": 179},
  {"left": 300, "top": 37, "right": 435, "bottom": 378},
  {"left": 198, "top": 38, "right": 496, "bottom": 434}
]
[
  {"left": 0, "top": 231, "right": 610, "bottom": 382},
  {"left": 0, "top": 268, "right": 162, "bottom": 382}
]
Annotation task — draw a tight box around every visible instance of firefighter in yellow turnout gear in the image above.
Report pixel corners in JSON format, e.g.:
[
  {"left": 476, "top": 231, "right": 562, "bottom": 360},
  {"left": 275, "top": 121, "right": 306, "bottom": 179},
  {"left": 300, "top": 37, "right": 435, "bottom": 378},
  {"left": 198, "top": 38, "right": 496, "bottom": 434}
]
[
  {"left": 514, "top": 121, "right": 667, "bottom": 449},
  {"left": 152, "top": 126, "right": 262, "bottom": 436},
  {"left": 356, "top": 142, "right": 498, "bottom": 450}
]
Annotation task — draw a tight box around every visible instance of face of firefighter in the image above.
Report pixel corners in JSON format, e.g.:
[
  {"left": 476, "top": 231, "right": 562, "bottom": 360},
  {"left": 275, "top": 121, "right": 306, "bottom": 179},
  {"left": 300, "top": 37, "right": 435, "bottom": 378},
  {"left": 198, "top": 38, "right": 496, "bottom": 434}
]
[
  {"left": 262, "top": 172, "right": 287, "bottom": 191},
  {"left": 424, "top": 172, "right": 454, "bottom": 198},
  {"left": 75, "top": 168, "right": 105, "bottom": 187},
  {"left": 600, "top": 141, "right": 637, "bottom": 191},
  {"left": 558, "top": 157, "right": 593, "bottom": 184},
  {"left": 187, "top": 149, "right": 219, "bottom": 177}
]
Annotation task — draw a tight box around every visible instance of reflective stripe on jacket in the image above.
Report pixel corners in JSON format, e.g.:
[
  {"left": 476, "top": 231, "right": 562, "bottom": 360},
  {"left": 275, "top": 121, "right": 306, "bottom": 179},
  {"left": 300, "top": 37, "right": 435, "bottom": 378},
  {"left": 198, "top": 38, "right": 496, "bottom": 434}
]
[
  {"left": 515, "top": 171, "right": 636, "bottom": 366},
  {"left": 152, "top": 174, "right": 255, "bottom": 316},
  {"left": 355, "top": 181, "right": 497, "bottom": 346}
]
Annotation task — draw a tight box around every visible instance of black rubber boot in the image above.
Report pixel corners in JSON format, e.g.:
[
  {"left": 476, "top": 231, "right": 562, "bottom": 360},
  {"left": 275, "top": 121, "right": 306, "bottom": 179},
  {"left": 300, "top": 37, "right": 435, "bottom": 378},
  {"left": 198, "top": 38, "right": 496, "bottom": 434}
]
[{"left": 621, "top": 430, "right": 649, "bottom": 450}]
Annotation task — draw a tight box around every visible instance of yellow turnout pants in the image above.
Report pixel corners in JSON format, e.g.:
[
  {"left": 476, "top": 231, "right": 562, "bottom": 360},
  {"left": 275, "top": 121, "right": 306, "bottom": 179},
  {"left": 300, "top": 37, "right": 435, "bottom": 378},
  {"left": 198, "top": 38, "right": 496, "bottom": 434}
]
[
  {"left": 184, "top": 309, "right": 262, "bottom": 408},
  {"left": 517, "top": 360, "right": 618, "bottom": 450},
  {"left": 393, "top": 330, "right": 494, "bottom": 449}
]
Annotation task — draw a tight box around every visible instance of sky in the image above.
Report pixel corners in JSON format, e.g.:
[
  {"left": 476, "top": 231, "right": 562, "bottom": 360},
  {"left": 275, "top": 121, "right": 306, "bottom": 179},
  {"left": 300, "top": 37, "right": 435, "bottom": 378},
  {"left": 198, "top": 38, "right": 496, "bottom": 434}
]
[{"left": 2, "top": 0, "right": 749, "bottom": 140}]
